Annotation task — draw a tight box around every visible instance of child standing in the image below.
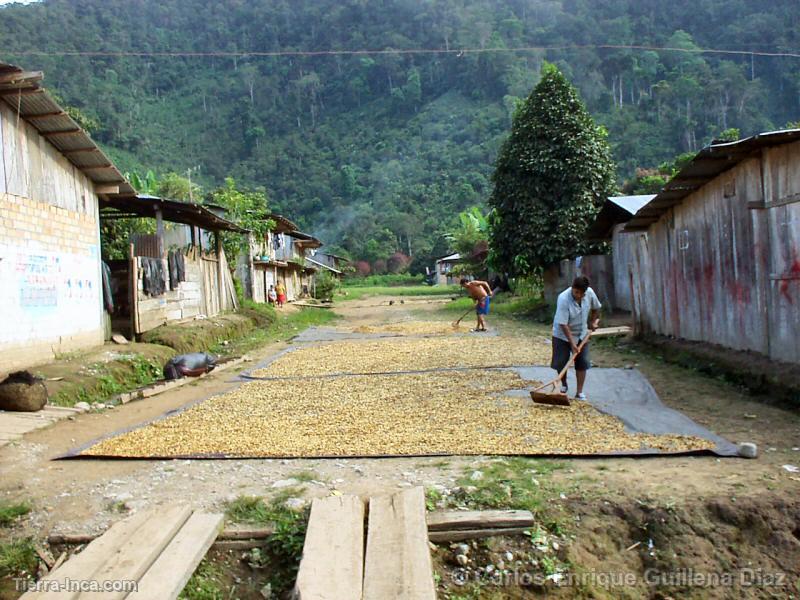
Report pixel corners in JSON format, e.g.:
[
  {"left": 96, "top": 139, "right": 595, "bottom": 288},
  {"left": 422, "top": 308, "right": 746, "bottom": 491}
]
[
  {"left": 275, "top": 281, "right": 286, "bottom": 308},
  {"left": 268, "top": 285, "right": 277, "bottom": 306}
]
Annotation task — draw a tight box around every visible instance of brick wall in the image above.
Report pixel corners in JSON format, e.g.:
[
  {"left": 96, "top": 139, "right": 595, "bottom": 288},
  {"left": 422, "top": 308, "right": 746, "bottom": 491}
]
[{"left": 0, "top": 102, "right": 104, "bottom": 376}]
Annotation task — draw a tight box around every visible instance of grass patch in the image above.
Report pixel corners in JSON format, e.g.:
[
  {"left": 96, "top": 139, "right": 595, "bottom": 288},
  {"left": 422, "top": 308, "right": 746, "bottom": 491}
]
[
  {"left": 50, "top": 353, "right": 167, "bottom": 407},
  {"left": 287, "top": 470, "right": 318, "bottom": 483},
  {"left": 179, "top": 559, "right": 225, "bottom": 600},
  {"left": 344, "top": 274, "right": 427, "bottom": 287},
  {"left": 0, "top": 538, "right": 37, "bottom": 579},
  {"left": 210, "top": 306, "right": 338, "bottom": 357},
  {"left": 340, "top": 284, "right": 459, "bottom": 302},
  {"left": 432, "top": 458, "right": 569, "bottom": 535},
  {"left": 0, "top": 502, "right": 30, "bottom": 527},
  {"left": 141, "top": 313, "right": 256, "bottom": 354},
  {"left": 224, "top": 494, "right": 309, "bottom": 595},
  {"left": 437, "top": 292, "right": 547, "bottom": 318}
]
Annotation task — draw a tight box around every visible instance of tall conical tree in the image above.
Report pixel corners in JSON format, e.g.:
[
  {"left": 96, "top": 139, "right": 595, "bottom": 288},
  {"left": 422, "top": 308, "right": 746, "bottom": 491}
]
[{"left": 488, "top": 63, "right": 616, "bottom": 277}]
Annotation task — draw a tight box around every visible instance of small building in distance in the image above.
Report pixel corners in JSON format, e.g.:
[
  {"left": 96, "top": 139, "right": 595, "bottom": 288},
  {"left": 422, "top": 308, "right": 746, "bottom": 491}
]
[
  {"left": 0, "top": 62, "right": 135, "bottom": 374},
  {"left": 307, "top": 252, "right": 350, "bottom": 279},
  {"left": 624, "top": 129, "right": 800, "bottom": 364},
  {"left": 435, "top": 253, "right": 463, "bottom": 286},
  {"left": 244, "top": 213, "right": 323, "bottom": 303}
]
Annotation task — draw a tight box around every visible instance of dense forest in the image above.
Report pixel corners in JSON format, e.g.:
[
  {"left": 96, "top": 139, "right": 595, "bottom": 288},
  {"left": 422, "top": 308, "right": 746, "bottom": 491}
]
[{"left": 1, "top": 0, "right": 799, "bottom": 271}]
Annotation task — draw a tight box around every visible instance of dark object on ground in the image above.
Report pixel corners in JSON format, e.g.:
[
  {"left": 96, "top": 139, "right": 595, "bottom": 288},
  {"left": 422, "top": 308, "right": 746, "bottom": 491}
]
[
  {"left": 0, "top": 370, "right": 48, "bottom": 412},
  {"left": 163, "top": 353, "right": 218, "bottom": 380}
]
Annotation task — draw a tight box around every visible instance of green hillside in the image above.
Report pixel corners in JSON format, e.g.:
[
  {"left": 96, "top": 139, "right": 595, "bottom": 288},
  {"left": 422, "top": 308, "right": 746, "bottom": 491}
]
[{"left": 2, "top": 0, "right": 798, "bottom": 268}]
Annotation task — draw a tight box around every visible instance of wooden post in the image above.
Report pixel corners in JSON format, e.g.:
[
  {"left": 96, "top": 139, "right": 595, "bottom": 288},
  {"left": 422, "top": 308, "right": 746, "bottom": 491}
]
[
  {"left": 155, "top": 207, "right": 165, "bottom": 259},
  {"left": 215, "top": 232, "right": 225, "bottom": 312},
  {"left": 129, "top": 242, "right": 139, "bottom": 337}
]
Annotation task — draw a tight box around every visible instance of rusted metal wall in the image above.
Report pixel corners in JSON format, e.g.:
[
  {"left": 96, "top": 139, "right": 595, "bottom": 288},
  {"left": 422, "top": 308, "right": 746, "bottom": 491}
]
[{"left": 631, "top": 140, "right": 800, "bottom": 363}]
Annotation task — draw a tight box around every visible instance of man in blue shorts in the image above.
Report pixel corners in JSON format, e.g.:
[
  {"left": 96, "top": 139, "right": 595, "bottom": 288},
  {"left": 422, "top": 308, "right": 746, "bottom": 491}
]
[
  {"left": 551, "top": 276, "right": 601, "bottom": 400},
  {"left": 460, "top": 278, "right": 493, "bottom": 332}
]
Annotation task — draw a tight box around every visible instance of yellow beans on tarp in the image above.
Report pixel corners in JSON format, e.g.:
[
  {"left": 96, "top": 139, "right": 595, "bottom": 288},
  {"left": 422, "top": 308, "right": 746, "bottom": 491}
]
[
  {"left": 83, "top": 369, "right": 713, "bottom": 458},
  {"left": 253, "top": 336, "right": 553, "bottom": 378},
  {"left": 351, "top": 321, "right": 470, "bottom": 335}
]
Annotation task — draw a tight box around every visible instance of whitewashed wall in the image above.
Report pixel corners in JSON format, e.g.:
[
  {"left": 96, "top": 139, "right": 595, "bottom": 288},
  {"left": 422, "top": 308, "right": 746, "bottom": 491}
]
[{"left": 0, "top": 102, "right": 103, "bottom": 373}]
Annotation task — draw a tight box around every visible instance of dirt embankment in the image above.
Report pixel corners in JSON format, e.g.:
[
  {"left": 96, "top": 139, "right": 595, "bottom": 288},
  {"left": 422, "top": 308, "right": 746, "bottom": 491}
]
[
  {"left": 433, "top": 494, "right": 800, "bottom": 599},
  {"left": 640, "top": 335, "right": 800, "bottom": 408},
  {"left": 140, "top": 312, "right": 262, "bottom": 353}
]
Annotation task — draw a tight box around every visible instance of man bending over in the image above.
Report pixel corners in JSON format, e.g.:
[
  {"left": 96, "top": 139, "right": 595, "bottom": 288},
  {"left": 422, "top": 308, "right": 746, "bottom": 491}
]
[
  {"left": 551, "top": 276, "right": 601, "bottom": 400},
  {"left": 460, "top": 278, "right": 493, "bottom": 332}
]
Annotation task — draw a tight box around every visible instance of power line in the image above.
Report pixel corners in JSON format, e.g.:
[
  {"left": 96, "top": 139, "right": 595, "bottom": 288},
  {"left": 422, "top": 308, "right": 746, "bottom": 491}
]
[{"left": 6, "top": 43, "right": 800, "bottom": 60}]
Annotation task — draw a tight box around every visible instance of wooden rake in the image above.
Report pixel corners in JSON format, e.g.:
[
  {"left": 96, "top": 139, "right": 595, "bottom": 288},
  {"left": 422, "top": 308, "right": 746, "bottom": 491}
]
[{"left": 530, "top": 331, "right": 593, "bottom": 407}]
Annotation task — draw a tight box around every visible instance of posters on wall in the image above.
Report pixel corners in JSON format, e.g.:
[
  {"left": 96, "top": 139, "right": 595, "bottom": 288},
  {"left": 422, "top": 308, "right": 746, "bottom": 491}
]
[{"left": 0, "top": 243, "right": 101, "bottom": 344}]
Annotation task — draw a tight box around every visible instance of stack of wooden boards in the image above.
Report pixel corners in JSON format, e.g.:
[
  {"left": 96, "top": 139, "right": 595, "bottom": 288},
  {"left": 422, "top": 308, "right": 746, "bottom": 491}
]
[
  {"left": 28, "top": 488, "right": 533, "bottom": 599},
  {"left": 21, "top": 506, "right": 223, "bottom": 600},
  {"left": 293, "top": 487, "right": 535, "bottom": 600}
]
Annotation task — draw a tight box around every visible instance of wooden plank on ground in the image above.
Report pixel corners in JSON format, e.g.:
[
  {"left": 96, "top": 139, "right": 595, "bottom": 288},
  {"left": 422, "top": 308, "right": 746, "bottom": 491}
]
[
  {"left": 428, "top": 527, "right": 531, "bottom": 543},
  {"left": 591, "top": 326, "right": 632, "bottom": 337},
  {"left": 426, "top": 509, "right": 534, "bottom": 532},
  {"left": 23, "top": 510, "right": 153, "bottom": 600},
  {"left": 76, "top": 504, "right": 192, "bottom": 600},
  {"left": 363, "top": 487, "right": 436, "bottom": 600},
  {"left": 129, "top": 512, "right": 223, "bottom": 600},
  {"left": 294, "top": 495, "right": 365, "bottom": 600}
]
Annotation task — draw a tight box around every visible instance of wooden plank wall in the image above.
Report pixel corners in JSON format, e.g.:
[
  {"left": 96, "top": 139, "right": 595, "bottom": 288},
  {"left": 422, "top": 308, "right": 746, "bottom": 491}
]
[
  {"left": 0, "top": 102, "right": 96, "bottom": 216},
  {"left": 762, "top": 140, "right": 800, "bottom": 362},
  {"left": 612, "top": 224, "right": 639, "bottom": 312},
  {"left": 631, "top": 143, "right": 800, "bottom": 364},
  {"left": 543, "top": 256, "right": 615, "bottom": 310},
  {"left": 0, "top": 107, "right": 6, "bottom": 193}
]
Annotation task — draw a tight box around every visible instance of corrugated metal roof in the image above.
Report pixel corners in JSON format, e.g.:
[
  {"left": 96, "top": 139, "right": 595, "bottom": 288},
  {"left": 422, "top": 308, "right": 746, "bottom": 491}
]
[
  {"left": 437, "top": 253, "right": 461, "bottom": 262},
  {"left": 266, "top": 213, "right": 299, "bottom": 233},
  {"left": 291, "top": 230, "right": 323, "bottom": 248},
  {"left": 99, "top": 195, "right": 249, "bottom": 233},
  {"left": 0, "top": 61, "right": 135, "bottom": 195},
  {"left": 625, "top": 129, "right": 800, "bottom": 231},
  {"left": 306, "top": 256, "right": 342, "bottom": 274}
]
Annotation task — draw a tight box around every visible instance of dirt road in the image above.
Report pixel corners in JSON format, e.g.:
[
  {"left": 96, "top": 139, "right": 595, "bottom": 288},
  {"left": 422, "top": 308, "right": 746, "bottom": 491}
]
[{"left": 2, "top": 296, "right": 799, "bottom": 597}]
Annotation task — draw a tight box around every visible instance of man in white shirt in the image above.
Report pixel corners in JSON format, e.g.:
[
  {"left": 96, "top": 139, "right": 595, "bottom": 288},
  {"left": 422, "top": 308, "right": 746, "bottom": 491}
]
[{"left": 551, "top": 276, "right": 601, "bottom": 400}]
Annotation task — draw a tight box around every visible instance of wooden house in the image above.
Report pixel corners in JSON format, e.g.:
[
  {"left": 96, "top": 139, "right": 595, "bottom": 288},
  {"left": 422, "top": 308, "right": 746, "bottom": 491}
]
[
  {"left": 580, "top": 195, "right": 656, "bottom": 311},
  {"left": 99, "top": 194, "right": 248, "bottom": 336},
  {"left": 624, "top": 130, "right": 800, "bottom": 364},
  {"left": 306, "top": 251, "right": 349, "bottom": 279},
  {"left": 434, "top": 253, "right": 462, "bottom": 286},
  {"left": 0, "top": 62, "right": 135, "bottom": 374},
  {"left": 243, "top": 213, "right": 322, "bottom": 303}
]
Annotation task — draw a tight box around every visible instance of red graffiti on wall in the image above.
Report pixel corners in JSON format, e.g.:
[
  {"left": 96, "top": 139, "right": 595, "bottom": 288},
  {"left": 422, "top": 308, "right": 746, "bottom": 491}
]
[{"left": 779, "top": 257, "right": 800, "bottom": 304}]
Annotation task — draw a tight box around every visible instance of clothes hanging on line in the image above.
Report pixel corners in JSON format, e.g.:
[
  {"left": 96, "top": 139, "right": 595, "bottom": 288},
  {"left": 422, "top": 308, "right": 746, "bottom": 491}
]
[
  {"left": 101, "top": 261, "right": 114, "bottom": 313},
  {"left": 168, "top": 250, "right": 186, "bottom": 290},
  {"left": 141, "top": 257, "right": 167, "bottom": 297}
]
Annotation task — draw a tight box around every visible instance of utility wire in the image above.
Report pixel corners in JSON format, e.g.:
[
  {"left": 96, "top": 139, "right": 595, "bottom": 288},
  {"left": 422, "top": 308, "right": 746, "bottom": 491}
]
[{"left": 6, "top": 43, "right": 800, "bottom": 59}]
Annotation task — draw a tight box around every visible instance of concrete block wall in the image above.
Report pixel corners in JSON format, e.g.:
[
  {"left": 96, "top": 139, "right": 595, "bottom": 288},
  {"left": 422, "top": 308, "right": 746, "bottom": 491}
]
[{"left": 134, "top": 254, "right": 207, "bottom": 333}]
